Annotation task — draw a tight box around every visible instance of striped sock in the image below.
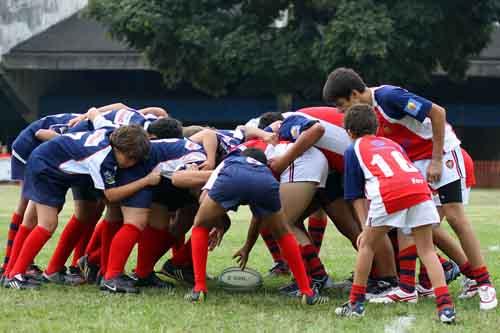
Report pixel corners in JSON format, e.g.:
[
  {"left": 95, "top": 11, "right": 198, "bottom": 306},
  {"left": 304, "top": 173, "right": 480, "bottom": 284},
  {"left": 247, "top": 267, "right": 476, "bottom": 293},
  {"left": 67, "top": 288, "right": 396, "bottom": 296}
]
[
  {"left": 418, "top": 261, "right": 432, "bottom": 289},
  {"left": 2, "top": 212, "right": 23, "bottom": 270},
  {"left": 300, "top": 244, "right": 326, "bottom": 280},
  {"left": 459, "top": 262, "right": 475, "bottom": 279},
  {"left": 398, "top": 245, "right": 417, "bottom": 293},
  {"left": 307, "top": 216, "right": 327, "bottom": 254},
  {"left": 350, "top": 284, "right": 366, "bottom": 304},
  {"left": 471, "top": 266, "right": 492, "bottom": 287},
  {"left": 435, "top": 285, "right": 454, "bottom": 312},
  {"left": 260, "top": 227, "right": 284, "bottom": 263}
]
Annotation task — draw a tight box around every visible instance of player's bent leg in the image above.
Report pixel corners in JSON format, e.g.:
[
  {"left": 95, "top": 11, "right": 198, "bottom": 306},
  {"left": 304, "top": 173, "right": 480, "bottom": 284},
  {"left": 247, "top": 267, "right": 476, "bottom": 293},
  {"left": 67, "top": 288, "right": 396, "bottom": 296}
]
[
  {"left": 336, "top": 225, "right": 391, "bottom": 318},
  {"left": 99, "top": 204, "right": 123, "bottom": 281},
  {"left": 413, "top": 225, "right": 456, "bottom": 323},
  {"left": 1, "top": 190, "right": 29, "bottom": 272},
  {"left": 102, "top": 206, "right": 148, "bottom": 294}
]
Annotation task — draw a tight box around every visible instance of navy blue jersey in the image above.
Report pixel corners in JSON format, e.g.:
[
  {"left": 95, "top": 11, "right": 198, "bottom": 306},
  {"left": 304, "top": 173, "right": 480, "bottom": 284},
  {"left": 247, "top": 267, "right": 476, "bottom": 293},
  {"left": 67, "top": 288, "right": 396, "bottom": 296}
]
[
  {"left": 215, "top": 129, "right": 245, "bottom": 160},
  {"left": 29, "top": 128, "right": 119, "bottom": 190},
  {"left": 12, "top": 113, "right": 80, "bottom": 163},
  {"left": 69, "top": 108, "right": 157, "bottom": 133},
  {"left": 277, "top": 115, "right": 318, "bottom": 142}
]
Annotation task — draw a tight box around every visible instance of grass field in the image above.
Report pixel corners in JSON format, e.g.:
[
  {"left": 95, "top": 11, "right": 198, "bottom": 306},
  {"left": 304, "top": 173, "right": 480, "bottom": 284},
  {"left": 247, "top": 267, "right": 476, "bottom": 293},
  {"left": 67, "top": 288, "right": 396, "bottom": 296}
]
[{"left": 0, "top": 185, "right": 498, "bottom": 332}]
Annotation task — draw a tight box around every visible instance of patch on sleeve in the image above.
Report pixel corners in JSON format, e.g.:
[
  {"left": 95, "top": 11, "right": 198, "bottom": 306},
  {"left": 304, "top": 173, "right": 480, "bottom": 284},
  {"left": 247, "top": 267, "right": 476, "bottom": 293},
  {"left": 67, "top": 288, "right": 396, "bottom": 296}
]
[
  {"left": 290, "top": 125, "right": 301, "bottom": 140},
  {"left": 103, "top": 170, "right": 116, "bottom": 185},
  {"left": 404, "top": 98, "right": 422, "bottom": 117}
]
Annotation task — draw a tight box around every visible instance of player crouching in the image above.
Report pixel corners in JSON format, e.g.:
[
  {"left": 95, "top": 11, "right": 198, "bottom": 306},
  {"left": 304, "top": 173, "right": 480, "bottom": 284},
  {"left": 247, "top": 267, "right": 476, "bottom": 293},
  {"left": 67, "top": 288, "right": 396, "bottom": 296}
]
[
  {"left": 172, "top": 148, "right": 328, "bottom": 305},
  {"left": 335, "top": 105, "right": 456, "bottom": 323}
]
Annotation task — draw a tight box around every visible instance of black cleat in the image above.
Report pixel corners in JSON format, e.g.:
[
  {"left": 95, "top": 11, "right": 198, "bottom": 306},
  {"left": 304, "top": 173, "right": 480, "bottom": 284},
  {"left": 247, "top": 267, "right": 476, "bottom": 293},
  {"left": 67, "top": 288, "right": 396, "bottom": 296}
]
[
  {"left": 438, "top": 307, "right": 456, "bottom": 324},
  {"left": 335, "top": 301, "right": 365, "bottom": 317},
  {"left": 26, "top": 264, "right": 44, "bottom": 282},
  {"left": 131, "top": 272, "right": 175, "bottom": 290},
  {"left": 77, "top": 255, "right": 100, "bottom": 283},
  {"left": 159, "top": 260, "right": 195, "bottom": 285},
  {"left": 102, "top": 274, "right": 140, "bottom": 294},
  {"left": 42, "top": 267, "right": 84, "bottom": 285},
  {"left": 185, "top": 289, "right": 206, "bottom": 303},
  {"left": 6, "top": 274, "right": 40, "bottom": 290},
  {"left": 365, "top": 277, "right": 396, "bottom": 300},
  {"left": 267, "top": 261, "right": 291, "bottom": 277},
  {"left": 301, "top": 289, "right": 329, "bottom": 305}
]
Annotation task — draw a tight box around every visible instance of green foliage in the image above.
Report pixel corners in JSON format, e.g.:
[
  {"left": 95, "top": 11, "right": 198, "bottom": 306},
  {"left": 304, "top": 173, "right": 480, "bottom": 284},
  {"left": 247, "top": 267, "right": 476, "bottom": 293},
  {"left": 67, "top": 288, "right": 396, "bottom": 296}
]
[{"left": 87, "top": 0, "right": 500, "bottom": 97}]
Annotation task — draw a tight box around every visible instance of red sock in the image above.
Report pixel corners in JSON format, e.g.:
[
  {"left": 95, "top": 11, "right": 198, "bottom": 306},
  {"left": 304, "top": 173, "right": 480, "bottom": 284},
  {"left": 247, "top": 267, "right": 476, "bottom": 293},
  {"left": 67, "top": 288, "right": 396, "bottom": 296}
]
[
  {"left": 260, "top": 227, "right": 284, "bottom": 263},
  {"left": 88, "top": 248, "right": 101, "bottom": 266},
  {"left": 308, "top": 217, "right": 327, "bottom": 254},
  {"left": 471, "top": 266, "right": 492, "bottom": 287},
  {"left": 300, "top": 244, "right": 326, "bottom": 280},
  {"left": 171, "top": 238, "right": 193, "bottom": 267},
  {"left": 191, "top": 226, "right": 209, "bottom": 292},
  {"left": 172, "top": 234, "right": 185, "bottom": 259},
  {"left": 459, "top": 262, "right": 474, "bottom": 279},
  {"left": 434, "top": 285, "right": 454, "bottom": 312},
  {"left": 418, "top": 261, "right": 432, "bottom": 289},
  {"left": 135, "top": 226, "right": 176, "bottom": 278},
  {"left": 46, "top": 215, "right": 87, "bottom": 275},
  {"left": 100, "top": 220, "right": 123, "bottom": 275},
  {"left": 71, "top": 218, "right": 98, "bottom": 267},
  {"left": 398, "top": 245, "right": 417, "bottom": 293},
  {"left": 278, "top": 233, "right": 313, "bottom": 296},
  {"left": 350, "top": 284, "right": 367, "bottom": 304},
  {"left": 5, "top": 225, "right": 32, "bottom": 276},
  {"left": 2, "top": 212, "right": 23, "bottom": 270},
  {"left": 9, "top": 226, "right": 52, "bottom": 278},
  {"left": 85, "top": 221, "right": 104, "bottom": 255},
  {"left": 105, "top": 224, "right": 142, "bottom": 280}
]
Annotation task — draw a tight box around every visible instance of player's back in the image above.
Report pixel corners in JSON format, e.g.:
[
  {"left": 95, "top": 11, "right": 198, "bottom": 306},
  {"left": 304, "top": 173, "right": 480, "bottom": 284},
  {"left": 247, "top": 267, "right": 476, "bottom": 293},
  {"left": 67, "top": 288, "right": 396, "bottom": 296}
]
[
  {"left": 147, "top": 138, "right": 206, "bottom": 176},
  {"left": 354, "top": 135, "right": 431, "bottom": 215}
]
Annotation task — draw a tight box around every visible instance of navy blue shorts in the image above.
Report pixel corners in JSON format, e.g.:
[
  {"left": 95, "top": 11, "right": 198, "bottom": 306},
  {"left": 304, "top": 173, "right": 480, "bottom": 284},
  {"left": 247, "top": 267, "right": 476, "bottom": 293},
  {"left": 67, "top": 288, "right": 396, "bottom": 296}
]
[
  {"left": 152, "top": 178, "right": 197, "bottom": 211},
  {"left": 22, "top": 158, "right": 69, "bottom": 208},
  {"left": 117, "top": 164, "right": 153, "bottom": 209},
  {"left": 71, "top": 180, "right": 104, "bottom": 202},
  {"left": 10, "top": 155, "right": 25, "bottom": 181},
  {"left": 316, "top": 171, "right": 344, "bottom": 205},
  {"left": 208, "top": 163, "right": 281, "bottom": 218}
]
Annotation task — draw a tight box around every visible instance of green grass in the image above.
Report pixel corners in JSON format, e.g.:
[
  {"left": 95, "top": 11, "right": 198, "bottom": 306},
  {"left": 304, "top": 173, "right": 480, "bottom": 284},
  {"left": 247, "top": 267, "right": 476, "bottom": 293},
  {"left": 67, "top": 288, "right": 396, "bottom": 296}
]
[{"left": 0, "top": 185, "right": 498, "bottom": 332}]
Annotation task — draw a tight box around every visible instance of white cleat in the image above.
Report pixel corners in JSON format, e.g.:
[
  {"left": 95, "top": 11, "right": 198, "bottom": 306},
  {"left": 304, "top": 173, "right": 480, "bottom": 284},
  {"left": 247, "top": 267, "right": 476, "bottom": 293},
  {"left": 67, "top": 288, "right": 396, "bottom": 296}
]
[
  {"left": 458, "top": 277, "right": 478, "bottom": 299},
  {"left": 369, "top": 287, "right": 418, "bottom": 304},
  {"left": 478, "top": 285, "right": 498, "bottom": 311},
  {"left": 416, "top": 284, "right": 435, "bottom": 298}
]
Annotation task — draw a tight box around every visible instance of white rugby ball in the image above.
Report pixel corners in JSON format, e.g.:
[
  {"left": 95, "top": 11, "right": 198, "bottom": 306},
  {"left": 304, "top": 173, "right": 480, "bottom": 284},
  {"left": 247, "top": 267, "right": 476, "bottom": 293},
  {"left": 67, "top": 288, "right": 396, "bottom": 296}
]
[{"left": 217, "top": 266, "right": 263, "bottom": 292}]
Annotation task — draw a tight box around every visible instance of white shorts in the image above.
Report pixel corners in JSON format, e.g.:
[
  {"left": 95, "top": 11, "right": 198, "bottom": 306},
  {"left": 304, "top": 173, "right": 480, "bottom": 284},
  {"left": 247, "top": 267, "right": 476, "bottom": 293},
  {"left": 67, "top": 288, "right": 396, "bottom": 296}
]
[
  {"left": 413, "top": 146, "right": 465, "bottom": 190},
  {"left": 279, "top": 147, "right": 328, "bottom": 187},
  {"left": 367, "top": 200, "right": 440, "bottom": 235}
]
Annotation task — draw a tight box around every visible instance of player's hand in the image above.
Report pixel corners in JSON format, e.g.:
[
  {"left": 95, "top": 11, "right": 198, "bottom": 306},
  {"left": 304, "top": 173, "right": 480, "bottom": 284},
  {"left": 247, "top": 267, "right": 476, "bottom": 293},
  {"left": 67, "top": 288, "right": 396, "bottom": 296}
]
[
  {"left": 208, "top": 227, "right": 224, "bottom": 251},
  {"left": 199, "top": 159, "right": 215, "bottom": 171},
  {"left": 233, "top": 246, "right": 250, "bottom": 270},
  {"left": 263, "top": 132, "right": 279, "bottom": 146},
  {"left": 145, "top": 168, "right": 161, "bottom": 186},
  {"left": 426, "top": 159, "right": 442, "bottom": 184},
  {"left": 269, "top": 157, "right": 289, "bottom": 175},
  {"left": 185, "top": 163, "right": 199, "bottom": 171}
]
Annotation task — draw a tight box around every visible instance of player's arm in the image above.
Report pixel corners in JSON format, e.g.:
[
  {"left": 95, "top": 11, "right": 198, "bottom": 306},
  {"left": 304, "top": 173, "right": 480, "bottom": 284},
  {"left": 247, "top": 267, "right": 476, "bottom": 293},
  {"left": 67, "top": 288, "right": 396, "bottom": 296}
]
[
  {"left": 343, "top": 144, "right": 367, "bottom": 226},
  {"left": 68, "top": 103, "right": 130, "bottom": 127},
  {"left": 239, "top": 125, "right": 278, "bottom": 144},
  {"left": 87, "top": 108, "right": 118, "bottom": 130},
  {"left": 189, "top": 129, "right": 218, "bottom": 170},
  {"left": 427, "top": 103, "right": 446, "bottom": 183},
  {"left": 233, "top": 216, "right": 262, "bottom": 269},
  {"left": 138, "top": 107, "right": 168, "bottom": 118},
  {"left": 104, "top": 168, "right": 160, "bottom": 202},
  {"left": 270, "top": 122, "right": 324, "bottom": 174},
  {"left": 35, "top": 129, "right": 60, "bottom": 141},
  {"left": 172, "top": 169, "right": 213, "bottom": 188}
]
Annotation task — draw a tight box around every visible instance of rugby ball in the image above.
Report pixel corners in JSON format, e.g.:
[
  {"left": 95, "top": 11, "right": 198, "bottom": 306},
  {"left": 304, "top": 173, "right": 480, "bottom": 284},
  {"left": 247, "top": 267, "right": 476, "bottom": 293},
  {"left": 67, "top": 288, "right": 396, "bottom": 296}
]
[{"left": 217, "top": 266, "right": 263, "bottom": 292}]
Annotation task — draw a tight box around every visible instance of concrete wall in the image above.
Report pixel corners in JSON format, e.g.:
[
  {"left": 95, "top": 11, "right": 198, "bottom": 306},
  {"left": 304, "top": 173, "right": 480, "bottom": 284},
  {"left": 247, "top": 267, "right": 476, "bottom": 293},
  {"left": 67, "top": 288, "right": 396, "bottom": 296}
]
[{"left": 0, "top": 0, "right": 88, "bottom": 57}]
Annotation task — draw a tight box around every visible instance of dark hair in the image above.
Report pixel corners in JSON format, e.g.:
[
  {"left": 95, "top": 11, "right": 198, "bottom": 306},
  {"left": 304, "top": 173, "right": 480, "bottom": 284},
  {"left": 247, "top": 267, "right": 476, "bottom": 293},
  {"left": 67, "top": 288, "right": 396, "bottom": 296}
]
[
  {"left": 242, "top": 148, "right": 268, "bottom": 165},
  {"left": 258, "top": 112, "right": 283, "bottom": 129},
  {"left": 344, "top": 104, "right": 378, "bottom": 137},
  {"left": 110, "top": 124, "right": 151, "bottom": 161},
  {"left": 147, "top": 118, "right": 183, "bottom": 139},
  {"left": 323, "top": 67, "right": 367, "bottom": 104}
]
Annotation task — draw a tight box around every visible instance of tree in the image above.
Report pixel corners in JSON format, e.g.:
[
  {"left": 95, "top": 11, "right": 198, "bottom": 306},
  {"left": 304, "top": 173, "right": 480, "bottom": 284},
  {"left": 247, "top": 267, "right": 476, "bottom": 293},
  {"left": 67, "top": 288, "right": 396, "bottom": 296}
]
[{"left": 87, "top": 0, "right": 500, "bottom": 99}]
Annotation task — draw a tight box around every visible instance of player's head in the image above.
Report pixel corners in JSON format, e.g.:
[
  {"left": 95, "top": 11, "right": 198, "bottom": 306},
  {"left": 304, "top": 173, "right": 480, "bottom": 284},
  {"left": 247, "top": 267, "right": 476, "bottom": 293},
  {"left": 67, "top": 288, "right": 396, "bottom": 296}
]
[
  {"left": 323, "top": 68, "right": 369, "bottom": 112},
  {"left": 242, "top": 148, "right": 268, "bottom": 165},
  {"left": 182, "top": 125, "right": 206, "bottom": 138},
  {"left": 344, "top": 104, "right": 378, "bottom": 139},
  {"left": 147, "top": 118, "right": 183, "bottom": 139},
  {"left": 258, "top": 112, "right": 284, "bottom": 129},
  {"left": 110, "top": 124, "right": 151, "bottom": 168}
]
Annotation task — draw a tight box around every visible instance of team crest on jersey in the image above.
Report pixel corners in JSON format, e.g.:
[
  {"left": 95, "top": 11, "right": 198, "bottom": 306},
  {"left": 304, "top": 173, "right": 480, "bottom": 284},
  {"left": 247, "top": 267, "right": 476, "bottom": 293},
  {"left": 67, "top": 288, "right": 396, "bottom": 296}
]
[
  {"left": 103, "top": 170, "right": 116, "bottom": 185},
  {"left": 446, "top": 160, "right": 454, "bottom": 169},
  {"left": 404, "top": 98, "right": 422, "bottom": 116},
  {"left": 184, "top": 140, "right": 202, "bottom": 151},
  {"left": 290, "top": 125, "right": 301, "bottom": 139}
]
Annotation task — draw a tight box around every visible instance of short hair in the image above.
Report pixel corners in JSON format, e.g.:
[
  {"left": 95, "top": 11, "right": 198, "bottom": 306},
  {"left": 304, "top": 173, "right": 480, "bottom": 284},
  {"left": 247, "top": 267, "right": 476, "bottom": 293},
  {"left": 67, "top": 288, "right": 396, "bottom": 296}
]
[
  {"left": 182, "top": 125, "right": 205, "bottom": 138},
  {"left": 110, "top": 124, "right": 151, "bottom": 161},
  {"left": 344, "top": 104, "right": 378, "bottom": 137},
  {"left": 147, "top": 118, "right": 183, "bottom": 139},
  {"left": 258, "top": 112, "right": 283, "bottom": 129},
  {"left": 323, "top": 67, "right": 367, "bottom": 103},
  {"left": 242, "top": 148, "right": 268, "bottom": 165}
]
